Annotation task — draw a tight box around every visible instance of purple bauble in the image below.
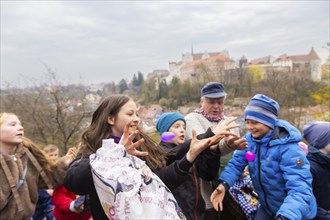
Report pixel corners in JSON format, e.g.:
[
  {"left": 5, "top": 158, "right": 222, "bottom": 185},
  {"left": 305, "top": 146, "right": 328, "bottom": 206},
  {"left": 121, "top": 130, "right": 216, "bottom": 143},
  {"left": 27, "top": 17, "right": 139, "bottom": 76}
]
[
  {"left": 245, "top": 151, "right": 255, "bottom": 162},
  {"left": 161, "top": 132, "right": 175, "bottom": 142}
]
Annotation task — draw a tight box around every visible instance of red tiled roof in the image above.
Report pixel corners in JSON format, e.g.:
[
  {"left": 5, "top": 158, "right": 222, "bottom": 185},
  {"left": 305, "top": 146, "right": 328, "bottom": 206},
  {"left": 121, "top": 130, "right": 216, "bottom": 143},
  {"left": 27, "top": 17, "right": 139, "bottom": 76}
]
[
  {"left": 274, "top": 54, "right": 290, "bottom": 62},
  {"left": 192, "top": 52, "right": 222, "bottom": 60},
  {"left": 181, "top": 54, "right": 232, "bottom": 69},
  {"left": 288, "top": 48, "right": 321, "bottom": 62},
  {"left": 248, "top": 56, "right": 272, "bottom": 65}
]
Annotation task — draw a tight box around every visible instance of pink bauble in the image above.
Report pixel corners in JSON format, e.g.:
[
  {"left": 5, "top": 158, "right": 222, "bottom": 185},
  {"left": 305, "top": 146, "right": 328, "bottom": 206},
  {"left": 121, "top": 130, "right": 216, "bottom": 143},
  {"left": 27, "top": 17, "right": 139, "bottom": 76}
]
[
  {"left": 245, "top": 151, "right": 255, "bottom": 161},
  {"left": 298, "top": 142, "right": 308, "bottom": 155},
  {"left": 161, "top": 132, "right": 175, "bottom": 142}
]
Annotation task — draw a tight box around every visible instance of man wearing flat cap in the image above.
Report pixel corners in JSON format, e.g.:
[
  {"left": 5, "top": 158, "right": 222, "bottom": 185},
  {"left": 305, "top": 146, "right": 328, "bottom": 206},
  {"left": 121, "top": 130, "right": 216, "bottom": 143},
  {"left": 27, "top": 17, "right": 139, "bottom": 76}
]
[{"left": 185, "top": 82, "right": 248, "bottom": 219}]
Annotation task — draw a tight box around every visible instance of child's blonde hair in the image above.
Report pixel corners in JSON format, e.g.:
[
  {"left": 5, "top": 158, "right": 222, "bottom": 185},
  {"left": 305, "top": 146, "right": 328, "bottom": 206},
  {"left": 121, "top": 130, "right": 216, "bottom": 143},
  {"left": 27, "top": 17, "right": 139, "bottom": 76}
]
[
  {"left": 1, "top": 112, "right": 58, "bottom": 171},
  {"left": 0, "top": 112, "right": 16, "bottom": 125},
  {"left": 43, "top": 144, "right": 59, "bottom": 154}
]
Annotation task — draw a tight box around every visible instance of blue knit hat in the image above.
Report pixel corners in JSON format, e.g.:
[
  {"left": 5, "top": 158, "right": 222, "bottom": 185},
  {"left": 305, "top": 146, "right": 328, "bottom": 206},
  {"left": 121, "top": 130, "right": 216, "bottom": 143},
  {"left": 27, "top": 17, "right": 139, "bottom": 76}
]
[
  {"left": 156, "top": 112, "right": 186, "bottom": 135},
  {"left": 244, "top": 94, "right": 280, "bottom": 129},
  {"left": 303, "top": 121, "right": 330, "bottom": 149}
]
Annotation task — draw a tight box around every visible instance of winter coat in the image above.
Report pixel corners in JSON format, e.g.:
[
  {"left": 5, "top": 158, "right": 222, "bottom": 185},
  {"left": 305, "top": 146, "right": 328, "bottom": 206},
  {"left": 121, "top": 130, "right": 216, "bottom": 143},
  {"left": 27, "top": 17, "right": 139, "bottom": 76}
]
[
  {"left": 52, "top": 185, "right": 91, "bottom": 220},
  {"left": 64, "top": 150, "right": 194, "bottom": 219},
  {"left": 307, "top": 146, "right": 330, "bottom": 220},
  {"left": 0, "top": 146, "right": 67, "bottom": 220},
  {"left": 160, "top": 128, "right": 221, "bottom": 220},
  {"left": 219, "top": 119, "right": 317, "bottom": 220}
]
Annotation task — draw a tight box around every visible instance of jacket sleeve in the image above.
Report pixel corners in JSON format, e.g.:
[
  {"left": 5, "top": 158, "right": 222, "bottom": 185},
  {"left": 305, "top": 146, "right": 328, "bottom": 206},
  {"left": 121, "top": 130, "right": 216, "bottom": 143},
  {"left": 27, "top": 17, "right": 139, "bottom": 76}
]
[
  {"left": 52, "top": 185, "right": 75, "bottom": 212},
  {"left": 153, "top": 156, "right": 192, "bottom": 190},
  {"left": 64, "top": 155, "right": 94, "bottom": 195},
  {"left": 173, "top": 140, "right": 191, "bottom": 161},
  {"left": 276, "top": 143, "right": 317, "bottom": 220},
  {"left": 218, "top": 148, "right": 247, "bottom": 187},
  {"left": 194, "top": 128, "right": 221, "bottom": 181},
  {"left": 196, "top": 149, "right": 220, "bottom": 181}
]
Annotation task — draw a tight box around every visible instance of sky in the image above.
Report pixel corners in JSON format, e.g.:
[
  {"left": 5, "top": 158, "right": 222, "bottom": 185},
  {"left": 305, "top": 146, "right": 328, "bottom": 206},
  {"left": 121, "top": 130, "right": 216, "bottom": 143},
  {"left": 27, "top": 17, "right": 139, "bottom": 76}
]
[{"left": 1, "top": 1, "right": 329, "bottom": 88}]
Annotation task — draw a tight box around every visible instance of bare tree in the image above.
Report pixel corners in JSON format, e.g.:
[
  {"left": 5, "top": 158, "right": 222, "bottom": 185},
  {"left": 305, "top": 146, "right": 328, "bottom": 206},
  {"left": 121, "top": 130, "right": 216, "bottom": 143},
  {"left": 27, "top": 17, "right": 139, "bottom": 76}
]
[{"left": 0, "top": 67, "right": 91, "bottom": 154}]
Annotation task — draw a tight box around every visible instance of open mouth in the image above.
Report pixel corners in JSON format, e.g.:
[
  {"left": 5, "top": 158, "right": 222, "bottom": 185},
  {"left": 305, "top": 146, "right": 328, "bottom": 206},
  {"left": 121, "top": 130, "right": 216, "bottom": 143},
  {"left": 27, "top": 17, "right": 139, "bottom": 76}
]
[{"left": 129, "top": 125, "right": 138, "bottom": 130}]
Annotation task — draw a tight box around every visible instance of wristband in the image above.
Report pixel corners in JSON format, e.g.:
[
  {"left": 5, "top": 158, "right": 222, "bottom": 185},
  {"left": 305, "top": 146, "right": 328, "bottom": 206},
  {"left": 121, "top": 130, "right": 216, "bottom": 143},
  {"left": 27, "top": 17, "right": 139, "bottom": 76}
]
[{"left": 219, "top": 180, "right": 229, "bottom": 191}]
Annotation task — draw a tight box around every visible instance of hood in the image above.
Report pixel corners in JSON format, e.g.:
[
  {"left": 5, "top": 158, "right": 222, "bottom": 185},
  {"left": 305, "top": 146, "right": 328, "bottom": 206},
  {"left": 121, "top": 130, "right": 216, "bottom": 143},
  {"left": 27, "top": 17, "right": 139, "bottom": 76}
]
[
  {"left": 307, "top": 146, "right": 330, "bottom": 167},
  {"left": 269, "top": 119, "right": 302, "bottom": 147}
]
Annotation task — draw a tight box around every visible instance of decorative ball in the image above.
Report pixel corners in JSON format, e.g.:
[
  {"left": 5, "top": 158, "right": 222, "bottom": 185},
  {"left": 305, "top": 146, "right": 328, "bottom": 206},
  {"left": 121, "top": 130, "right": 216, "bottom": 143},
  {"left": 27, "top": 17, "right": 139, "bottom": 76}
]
[
  {"left": 161, "top": 132, "right": 175, "bottom": 142},
  {"left": 245, "top": 151, "right": 255, "bottom": 162},
  {"left": 298, "top": 141, "right": 308, "bottom": 155}
]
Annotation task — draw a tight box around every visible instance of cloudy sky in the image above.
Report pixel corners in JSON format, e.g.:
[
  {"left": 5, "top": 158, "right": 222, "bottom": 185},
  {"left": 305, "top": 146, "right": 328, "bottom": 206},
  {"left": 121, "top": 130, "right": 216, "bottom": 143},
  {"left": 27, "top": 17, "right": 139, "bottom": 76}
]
[{"left": 1, "top": 1, "right": 329, "bottom": 87}]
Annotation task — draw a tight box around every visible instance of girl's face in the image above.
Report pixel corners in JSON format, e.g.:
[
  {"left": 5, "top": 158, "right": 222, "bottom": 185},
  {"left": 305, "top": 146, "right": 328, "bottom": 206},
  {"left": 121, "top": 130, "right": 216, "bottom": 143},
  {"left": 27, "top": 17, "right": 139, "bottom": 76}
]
[
  {"left": 108, "top": 100, "right": 139, "bottom": 136},
  {"left": 245, "top": 119, "right": 271, "bottom": 139},
  {"left": 0, "top": 114, "right": 24, "bottom": 147},
  {"left": 168, "top": 120, "right": 186, "bottom": 145}
]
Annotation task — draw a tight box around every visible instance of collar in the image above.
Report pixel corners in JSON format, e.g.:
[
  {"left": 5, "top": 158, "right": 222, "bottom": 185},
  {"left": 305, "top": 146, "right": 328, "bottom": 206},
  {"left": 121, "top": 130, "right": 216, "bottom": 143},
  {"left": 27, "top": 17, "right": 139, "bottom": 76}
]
[{"left": 194, "top": 108, "right": 224, "bottom": 123}]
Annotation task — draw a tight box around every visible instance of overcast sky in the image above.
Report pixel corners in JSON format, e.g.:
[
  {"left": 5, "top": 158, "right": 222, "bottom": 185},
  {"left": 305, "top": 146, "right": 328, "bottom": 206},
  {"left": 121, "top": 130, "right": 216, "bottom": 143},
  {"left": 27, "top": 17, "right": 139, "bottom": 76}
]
[{"left": 1, "top": 1, "right": 329, "bottom": 88}]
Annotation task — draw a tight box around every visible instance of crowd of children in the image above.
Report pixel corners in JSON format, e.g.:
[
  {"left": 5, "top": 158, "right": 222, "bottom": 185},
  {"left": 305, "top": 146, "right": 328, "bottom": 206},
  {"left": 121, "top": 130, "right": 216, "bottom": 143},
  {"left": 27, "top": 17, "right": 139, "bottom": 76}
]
[{"left": 1, "top": 82, "right": 329, "bottom": 220}]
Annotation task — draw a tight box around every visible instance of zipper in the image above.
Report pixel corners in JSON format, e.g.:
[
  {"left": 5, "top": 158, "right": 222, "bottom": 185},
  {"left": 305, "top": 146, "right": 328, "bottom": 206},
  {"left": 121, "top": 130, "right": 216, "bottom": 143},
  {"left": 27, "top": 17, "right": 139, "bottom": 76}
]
[{"left": 257, "top": 143, "right": 270, "bottom": 211}]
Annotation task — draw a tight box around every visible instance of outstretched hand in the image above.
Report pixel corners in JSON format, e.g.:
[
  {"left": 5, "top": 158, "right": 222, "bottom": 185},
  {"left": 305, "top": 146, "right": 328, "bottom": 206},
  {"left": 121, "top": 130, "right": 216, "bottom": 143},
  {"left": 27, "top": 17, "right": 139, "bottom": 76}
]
[
  {"left": 187, "top": 129, "right": 239, "bottom": 162},
  {"left": 62, "top": 147, "right": 77, "bottom": 165},
  {"left": 212, "top": 117, "right": 248, "bottom": 151},
  {"left": 225, "top": 135, "right": 248, "bottom": 151},
  {"left": 119, "top": 121, "right": 148, "bottom": 157},
  {"left": 212, "top": 116, "right": 239, "bottom": 134},
  {"left": 210, "top": 184, "right": 226, "bottom": 212}
]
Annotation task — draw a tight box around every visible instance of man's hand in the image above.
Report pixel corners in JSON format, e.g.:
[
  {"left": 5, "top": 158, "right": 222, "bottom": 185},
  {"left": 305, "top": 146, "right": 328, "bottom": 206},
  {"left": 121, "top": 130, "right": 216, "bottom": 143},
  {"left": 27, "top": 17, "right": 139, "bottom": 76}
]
[{"left": 212, "top": 117, "right": 239, "bottom": 134}]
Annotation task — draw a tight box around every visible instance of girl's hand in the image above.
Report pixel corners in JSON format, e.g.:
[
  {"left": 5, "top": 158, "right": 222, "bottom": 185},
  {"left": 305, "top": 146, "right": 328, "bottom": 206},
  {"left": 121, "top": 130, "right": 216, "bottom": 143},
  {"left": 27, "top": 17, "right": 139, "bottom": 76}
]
[
  {"left": 210, "top": 184, "right": 226, "bottom": 212},
  {"left": 119, "top": 121, "right": 148, "bottom": 157},
  {"left": 186, "top": 129, "right": 238, "bottom": 162},
  {"left": 62, "top": 147, "right": 77, "bottom": 165}
]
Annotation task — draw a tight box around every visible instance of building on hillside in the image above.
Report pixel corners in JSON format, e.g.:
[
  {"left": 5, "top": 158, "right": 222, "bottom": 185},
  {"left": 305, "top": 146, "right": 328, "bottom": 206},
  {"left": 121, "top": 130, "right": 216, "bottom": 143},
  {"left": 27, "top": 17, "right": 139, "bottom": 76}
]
[
  {"left": 247, "top": 55, "right": 275, "bottom": 66},
  {"left": 146, "top": 69, "right": 170, "bottom": 81},
  {"left": 169, "top": 51, "right": 235, "bottom": 83},
  {"left": 272, "top": 48, "right": 322, "bottom": 80},
  {"left": 146, "top": 69, "right": 170, "bottom": 90},
  {"left": 138, "top": 104, "right": 163, "bottom": 132}
]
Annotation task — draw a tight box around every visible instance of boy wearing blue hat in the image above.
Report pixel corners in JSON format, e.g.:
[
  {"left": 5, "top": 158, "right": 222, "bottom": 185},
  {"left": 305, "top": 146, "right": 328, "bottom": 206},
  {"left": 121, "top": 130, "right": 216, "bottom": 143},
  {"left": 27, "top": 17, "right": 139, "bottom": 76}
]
[
  {"left": 211, "top": 94, "right": 317, "bottom": 220},
  {"left": 303, "top": 121, "right": 330, "bottom": 220},
  {"left": 156, "top": 112, "right": 240, "bottom": 220}
]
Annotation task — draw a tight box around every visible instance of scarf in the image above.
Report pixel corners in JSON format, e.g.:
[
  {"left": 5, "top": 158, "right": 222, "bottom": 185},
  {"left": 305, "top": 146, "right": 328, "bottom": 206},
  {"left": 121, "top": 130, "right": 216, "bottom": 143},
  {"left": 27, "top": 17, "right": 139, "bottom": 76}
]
[
  {"left": 194, "top": 108, "right": 224, "bottom": 123},
  {"left": 110, "top": 135, "right": 121, "bottom": 144}
]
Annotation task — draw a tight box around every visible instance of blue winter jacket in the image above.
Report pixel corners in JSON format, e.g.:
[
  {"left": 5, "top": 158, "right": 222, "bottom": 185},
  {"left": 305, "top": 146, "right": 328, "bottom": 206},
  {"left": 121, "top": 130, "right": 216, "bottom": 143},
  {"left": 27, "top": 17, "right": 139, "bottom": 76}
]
[{"left": 219, "top": 119, "right": 317, "bottom": 220}]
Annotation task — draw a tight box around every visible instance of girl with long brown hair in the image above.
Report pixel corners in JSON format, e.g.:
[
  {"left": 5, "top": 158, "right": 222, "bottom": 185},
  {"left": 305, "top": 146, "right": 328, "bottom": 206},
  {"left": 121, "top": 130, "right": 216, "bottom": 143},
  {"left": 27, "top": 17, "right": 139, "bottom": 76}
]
[{"left": 64, "top": 95, "right": 233, "bottom": 219}]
